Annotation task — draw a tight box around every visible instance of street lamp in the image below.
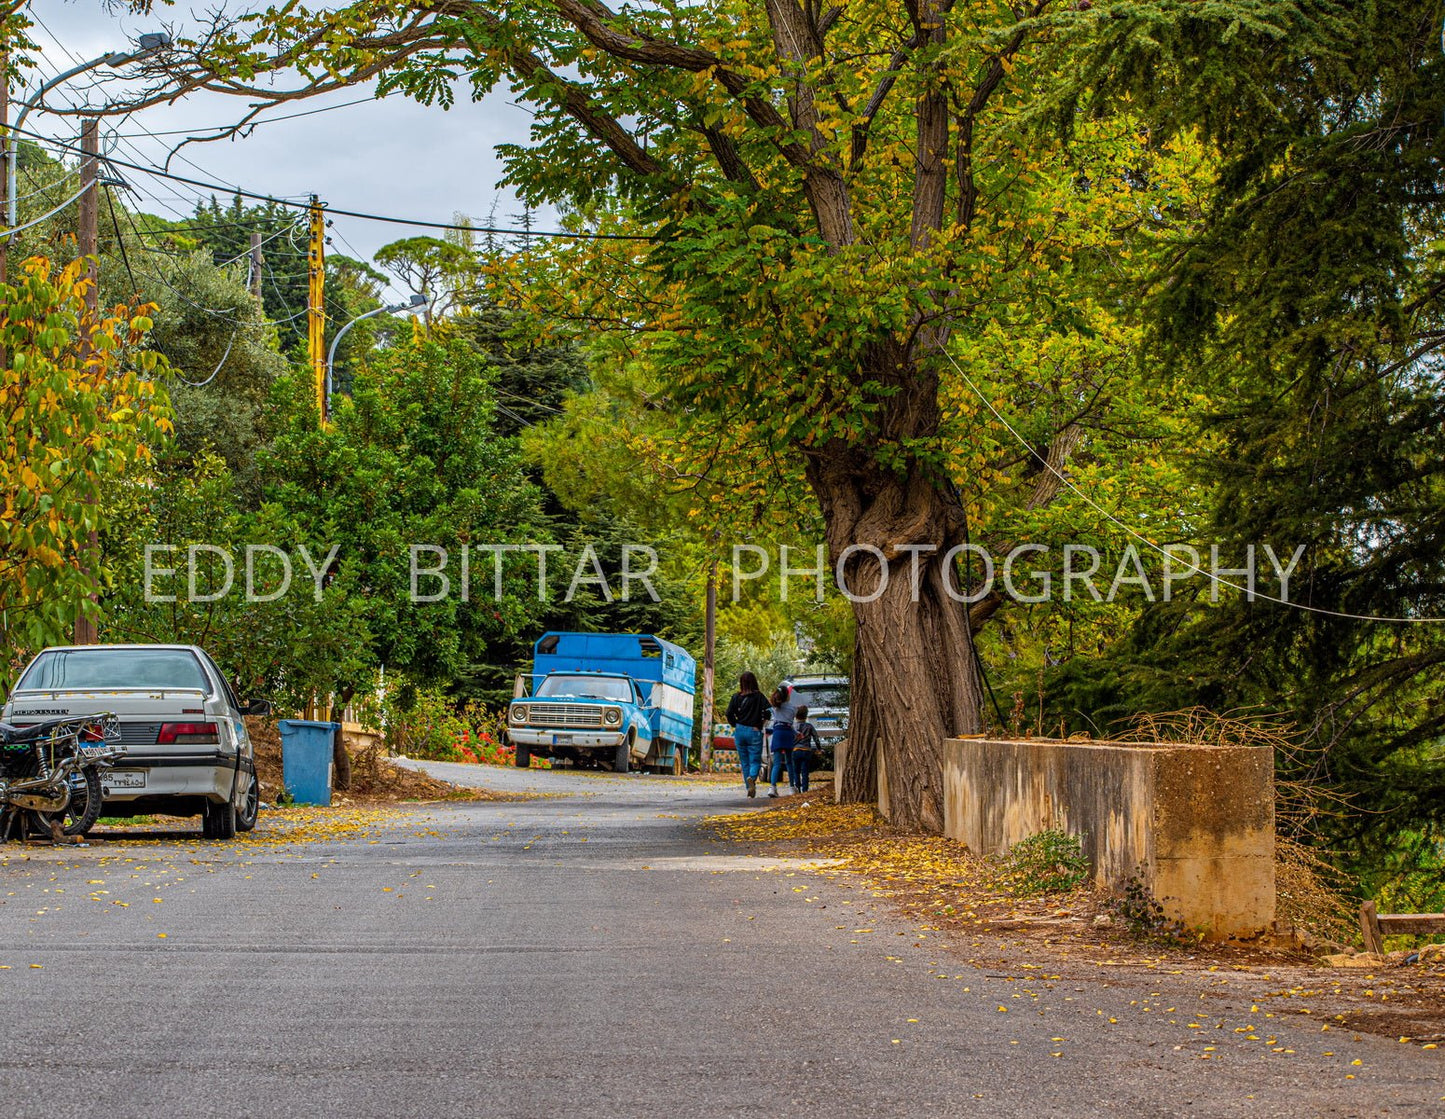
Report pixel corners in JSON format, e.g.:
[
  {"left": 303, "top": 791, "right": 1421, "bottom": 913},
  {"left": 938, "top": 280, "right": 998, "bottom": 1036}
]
[
  {"left": 5, "top": 33, "right": 173, "bottom": 239},
  {"left": 325, "top": 294, "right": 427, "bottom": 416}
]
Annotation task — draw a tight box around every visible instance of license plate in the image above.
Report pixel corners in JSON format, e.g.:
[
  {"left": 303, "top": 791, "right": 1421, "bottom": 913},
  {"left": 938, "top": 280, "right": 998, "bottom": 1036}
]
[
  {"left": 103, "top": 771, "right": 145, "bottom": 790},
  {"left": 551, "top": 734, "right": 572, "bottom": 745}
]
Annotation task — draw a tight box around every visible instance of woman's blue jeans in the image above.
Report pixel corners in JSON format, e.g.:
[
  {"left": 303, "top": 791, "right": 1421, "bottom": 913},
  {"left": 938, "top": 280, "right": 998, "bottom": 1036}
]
[{"left": 733, "top": 726, "right": 763, "bottom": 782}]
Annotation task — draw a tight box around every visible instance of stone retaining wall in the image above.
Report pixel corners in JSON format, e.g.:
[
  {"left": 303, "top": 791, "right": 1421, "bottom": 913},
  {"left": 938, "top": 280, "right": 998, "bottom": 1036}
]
[{"left": 942, "top": 736, "right": 1275, "bottom": 939}]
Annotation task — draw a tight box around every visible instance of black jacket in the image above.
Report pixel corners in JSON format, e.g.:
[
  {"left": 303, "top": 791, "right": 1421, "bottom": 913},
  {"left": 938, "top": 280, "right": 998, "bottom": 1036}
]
[{"left": 725, "top": 691, "right": 769, "bottom": 730}]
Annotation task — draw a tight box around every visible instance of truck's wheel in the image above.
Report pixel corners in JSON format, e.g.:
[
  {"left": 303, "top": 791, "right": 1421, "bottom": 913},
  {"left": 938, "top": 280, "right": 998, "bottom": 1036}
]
[
  {"left": 672, "top": 751, "right": 685, "bottom": 777},
  {"left": 202, "top": 797, "right": 237, "bottom": 840},
  {"left": 515, "top": 744, "right": 532, "bottom": 768},
  {"left": 614, "top": 737, "right": 631, "bottom": 774}
]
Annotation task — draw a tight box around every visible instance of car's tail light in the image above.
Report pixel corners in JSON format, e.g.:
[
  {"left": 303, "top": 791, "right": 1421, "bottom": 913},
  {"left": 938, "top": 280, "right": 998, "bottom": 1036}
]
[{"left": 157, "top": 722, "right": 219, "bottom": 745}]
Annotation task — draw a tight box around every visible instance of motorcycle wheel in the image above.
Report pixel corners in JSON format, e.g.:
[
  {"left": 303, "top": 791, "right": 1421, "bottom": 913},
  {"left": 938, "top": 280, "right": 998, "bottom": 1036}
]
[{"left": 59, "top": 767, "right": 103, "bottom": 837}]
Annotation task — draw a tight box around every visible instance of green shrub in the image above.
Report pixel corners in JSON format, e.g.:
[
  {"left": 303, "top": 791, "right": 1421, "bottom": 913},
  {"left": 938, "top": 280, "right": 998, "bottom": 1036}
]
[{"left": 995, "top": 829, "right": 1090, "bottom": 895}]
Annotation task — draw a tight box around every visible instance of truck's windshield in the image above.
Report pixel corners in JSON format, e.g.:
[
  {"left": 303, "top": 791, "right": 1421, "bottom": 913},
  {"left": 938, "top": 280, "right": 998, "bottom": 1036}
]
[
  {"left": 18, "top": 648, "right": 209, "bottom": 693},
  {"left": 536, "top": 675, "right": 634, "bottom": 701}
]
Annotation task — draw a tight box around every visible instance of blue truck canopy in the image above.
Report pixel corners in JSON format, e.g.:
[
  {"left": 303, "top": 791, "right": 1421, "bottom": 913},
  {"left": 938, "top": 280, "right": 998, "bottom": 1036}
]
[{"left": 532, "top": 632, "right": 695, "bottom": 748}]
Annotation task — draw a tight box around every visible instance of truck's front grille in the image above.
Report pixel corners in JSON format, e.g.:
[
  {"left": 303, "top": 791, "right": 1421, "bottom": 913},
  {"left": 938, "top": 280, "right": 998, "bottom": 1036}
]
[{"left": 527, "top": 704, "right": 605, "bottom": 729}]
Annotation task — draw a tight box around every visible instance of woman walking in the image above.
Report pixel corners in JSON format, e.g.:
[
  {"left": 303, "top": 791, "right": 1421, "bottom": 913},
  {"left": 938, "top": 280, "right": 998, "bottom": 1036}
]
[
  {"left": 767, "top": 684, "right": 799, "bottom": 797},
  {"left": 724, "top": 671, "right": 769, "bottom": 798}
]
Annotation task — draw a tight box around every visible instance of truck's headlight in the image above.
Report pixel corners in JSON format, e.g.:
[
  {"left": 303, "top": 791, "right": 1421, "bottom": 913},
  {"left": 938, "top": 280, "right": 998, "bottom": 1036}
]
[
  {"left": 603, "top": 707, "right": 622, "bottom": 726},
  {"left": 509, "top": 705, "right": 528, "bottom": 724}
]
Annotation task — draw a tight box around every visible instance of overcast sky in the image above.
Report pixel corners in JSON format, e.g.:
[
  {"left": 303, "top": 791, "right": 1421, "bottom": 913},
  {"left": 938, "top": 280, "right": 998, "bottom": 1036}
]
[{"left": 27, "top": 1, "right": 547, "bottom": 298}]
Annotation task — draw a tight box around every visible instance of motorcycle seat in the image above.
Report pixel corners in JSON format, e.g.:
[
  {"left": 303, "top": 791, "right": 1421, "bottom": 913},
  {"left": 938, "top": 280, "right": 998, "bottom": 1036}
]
[{"left": 0, "top": 717, "right": 74, "bottom": 745}]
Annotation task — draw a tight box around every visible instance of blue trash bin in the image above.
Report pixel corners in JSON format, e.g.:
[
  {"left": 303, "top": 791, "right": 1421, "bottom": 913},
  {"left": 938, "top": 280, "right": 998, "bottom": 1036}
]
[{"left": 277, "top": 720, "right": 338, "bottom": 806}]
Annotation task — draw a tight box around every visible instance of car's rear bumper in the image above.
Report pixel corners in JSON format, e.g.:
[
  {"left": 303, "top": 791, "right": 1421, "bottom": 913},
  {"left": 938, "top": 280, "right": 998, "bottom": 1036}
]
[{"left": 101, "top": 750, "right": 238, "bottom": 805}]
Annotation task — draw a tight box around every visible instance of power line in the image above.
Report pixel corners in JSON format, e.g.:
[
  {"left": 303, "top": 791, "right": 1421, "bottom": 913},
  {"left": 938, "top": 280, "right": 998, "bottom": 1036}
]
[
  {"left": 99, "top": 95, "right": 379, "bottom": 139},
  {"left": 7, "top": 123, "right": 654, "bottom": 243},
  {"left": 104, "top": 188, "right": 139, "bottom": 292}
]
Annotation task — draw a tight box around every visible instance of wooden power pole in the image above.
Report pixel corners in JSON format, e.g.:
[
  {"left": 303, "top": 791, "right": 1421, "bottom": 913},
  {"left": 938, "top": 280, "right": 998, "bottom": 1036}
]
[
  {"left": 248, "top": 229, "right": 263, "bottom": 300},
  {"left": 700, "top": 558, "right": 718, "bottom": 771},
  {"left": 307, "top": 195, "right": 326, "bottom": 422},
  {"left": 1, "top": 49, "right": 8, "bottom": 289},
  {"left": 78, "top": 118, "right": 98, "bottom": 306},
  {"left": 73, "top": 118, "right": 100, "bottom": 645}
]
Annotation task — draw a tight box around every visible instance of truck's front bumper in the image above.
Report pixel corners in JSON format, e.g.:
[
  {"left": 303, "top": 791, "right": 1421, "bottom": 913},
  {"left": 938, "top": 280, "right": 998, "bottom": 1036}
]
[
  {"left": 100, "top": 751, "right": 237, "bottom": 804},
  {"left": 509, "top": 728, "right": 626, "bottom": 750}
]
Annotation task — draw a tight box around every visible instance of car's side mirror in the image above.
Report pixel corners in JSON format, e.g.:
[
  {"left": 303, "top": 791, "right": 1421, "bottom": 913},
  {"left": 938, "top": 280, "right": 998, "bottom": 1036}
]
[{"left": 239, "top": 698, "right": 272, "bottom": 717}]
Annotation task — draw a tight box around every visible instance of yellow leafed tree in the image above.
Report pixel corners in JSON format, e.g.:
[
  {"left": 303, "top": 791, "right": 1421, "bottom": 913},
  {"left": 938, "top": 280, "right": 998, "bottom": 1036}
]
[{"left": 0, "top": 257, "right": 171, "bottom": 684}]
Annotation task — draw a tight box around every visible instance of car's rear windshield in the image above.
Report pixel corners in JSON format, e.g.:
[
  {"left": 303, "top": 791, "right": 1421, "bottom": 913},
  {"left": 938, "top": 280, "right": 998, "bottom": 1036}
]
[
  {"left": 18, "top": 648, "right": 209, "bottom": 693},
  {"left": 792, "top": 683, "right": 849, "bottom": 708},
  {"left": 536, "top": 674, "right": 632, "bottom": 701}
]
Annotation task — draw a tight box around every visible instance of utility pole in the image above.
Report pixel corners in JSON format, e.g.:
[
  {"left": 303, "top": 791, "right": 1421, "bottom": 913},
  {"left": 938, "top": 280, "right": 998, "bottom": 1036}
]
[
  {"left": 700, "top": 558, "right": 717, "bottom": 772},
  {"left": 307, "top": 195, "right": 326, "bottom": 423},
  {"left": 78, "top": 118, "right": 98, "bottom": 308},
  {"left": 248, "top": 229, "right": 263, "bottom": 301},
  {"left": 1, "top": 48, "right": 8, "bottom": 289},
  {"left": 73, "top": 117, "right": 100, "bottom": 646}
]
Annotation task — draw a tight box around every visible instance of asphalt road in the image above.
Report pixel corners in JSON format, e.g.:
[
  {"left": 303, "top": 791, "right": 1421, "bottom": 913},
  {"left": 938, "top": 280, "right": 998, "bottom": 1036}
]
[{"left": 0, "top": 763, "right": 1438, "bottom": 1119}]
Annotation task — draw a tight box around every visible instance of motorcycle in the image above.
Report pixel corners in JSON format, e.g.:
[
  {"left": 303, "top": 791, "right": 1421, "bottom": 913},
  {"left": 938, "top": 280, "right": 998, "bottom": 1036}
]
[{"left": 0, "top": 713, "right": 124, "bottom": 843}]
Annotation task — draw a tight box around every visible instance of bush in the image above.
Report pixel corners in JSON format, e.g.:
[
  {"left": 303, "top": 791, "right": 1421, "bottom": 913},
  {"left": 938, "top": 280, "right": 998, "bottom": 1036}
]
[
  {"left": 384, "top": 686, "right": 469, "bottom": 761},
  {"left": 1107, "top": 870, "right": 1191, "bottom": 943},
  {"left": 993, "top": 829, "right": 1090, "bottom": 895}
]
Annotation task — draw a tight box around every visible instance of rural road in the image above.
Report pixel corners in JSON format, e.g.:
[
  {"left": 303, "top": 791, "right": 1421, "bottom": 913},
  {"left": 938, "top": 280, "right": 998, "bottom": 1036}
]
[{"left": 0, "top": 761, "right": 1437, "bottom": 1118}]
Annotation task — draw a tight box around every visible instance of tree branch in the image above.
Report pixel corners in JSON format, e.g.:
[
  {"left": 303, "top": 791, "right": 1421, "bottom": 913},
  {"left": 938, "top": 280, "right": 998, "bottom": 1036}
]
[
  {"left": 849, "top": 32, "right": 924, "bottom": 172},
  {"left": 955, "top": 1, "right": 1050, "bottom": 229}
]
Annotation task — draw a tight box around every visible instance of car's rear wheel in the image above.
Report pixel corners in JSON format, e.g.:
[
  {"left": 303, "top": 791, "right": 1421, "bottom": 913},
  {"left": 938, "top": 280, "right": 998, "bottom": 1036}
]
[
  {"left": 235, "top": 766, "right": 259, "bottom": 832},
  {"left": 59, "top": 768, "right": 103, "bottom": 837},
  {"left": 671, "top": 751, "right": 684, "bottom": 776},
  {"left": 202, "top": 796, "right": 237, "bottom": 840}
]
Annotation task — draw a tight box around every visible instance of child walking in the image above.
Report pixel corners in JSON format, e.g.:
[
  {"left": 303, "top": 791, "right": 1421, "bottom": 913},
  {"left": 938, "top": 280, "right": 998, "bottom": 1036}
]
[
  {"left": 766, "top": 684, "right": 798, "bottom": 797},
  {"left": 791, "top": 706, "right": 819, "bottom": 794}
]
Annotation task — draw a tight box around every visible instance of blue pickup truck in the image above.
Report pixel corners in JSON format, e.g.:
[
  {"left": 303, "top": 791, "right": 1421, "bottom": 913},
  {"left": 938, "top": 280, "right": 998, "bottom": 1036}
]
[{"left": 506, "top": 632, "right": 696, "bottom": 774}]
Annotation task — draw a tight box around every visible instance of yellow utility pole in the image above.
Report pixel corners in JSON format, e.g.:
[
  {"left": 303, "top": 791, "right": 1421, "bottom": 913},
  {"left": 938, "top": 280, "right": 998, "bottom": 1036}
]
[{"left": 307, "top": 195, "right": 326, "bottom": 423}]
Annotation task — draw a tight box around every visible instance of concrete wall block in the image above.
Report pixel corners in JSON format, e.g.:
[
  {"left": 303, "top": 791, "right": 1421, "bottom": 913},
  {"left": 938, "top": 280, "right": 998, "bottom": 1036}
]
[{"left": 942, "top": 737, "right": 1275, "bottom": 939}]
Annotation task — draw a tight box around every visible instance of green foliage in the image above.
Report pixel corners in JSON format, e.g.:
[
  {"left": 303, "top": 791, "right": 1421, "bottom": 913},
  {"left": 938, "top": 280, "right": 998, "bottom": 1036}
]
[
  {"left": 382, "top": 684, "right": 471, "bottom": 761},
  {"left": 458, "top": 297, "right": 589, "bottom": 438},
  {"left": 994, "top": 830, "right": 1090, "bottom": 896},
  {"left": 184, "top": 195, "right": 308, "bottom": 328},
  {"left": 382, "top": 683, "right": 506, "bottom": 762},
  {"left": 1354, "top": 829, "right": 1445, "bottom": 922},
  {"left": 713, "top": 634, "right": 803, "bottom": 702},
  {"left": 375, "top": 236, "right": 476, "bottom": 324},
  {"left": 133, "top": 249, "right": 288, "bottom": 501},
  {"left": 100, "top": 454, "right": 373, "bottom": 711},
  {"left": 261, "top": 336, "right": 549, "bottom": 687},
  {"left": 0, "top": 258, "right": 172, "bottom": 684},
  {"left": 1047, "top": 0, "right": 1445, "bottom": 864}
]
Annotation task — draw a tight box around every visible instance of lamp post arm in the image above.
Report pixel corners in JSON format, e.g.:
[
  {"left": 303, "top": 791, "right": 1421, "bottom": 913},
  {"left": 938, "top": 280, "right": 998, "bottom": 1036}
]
[
  {"left": 7, "top": 55, "right": 115, "bottom": 236},
  {"left": 6, "top": 38, "right": 171, "bottom": 238},
  {"left": 324, "top": 296, "right": 425, "bottom": 415},
  {"left": 325, "top": 305, "right": 388, "bottom": 411}
]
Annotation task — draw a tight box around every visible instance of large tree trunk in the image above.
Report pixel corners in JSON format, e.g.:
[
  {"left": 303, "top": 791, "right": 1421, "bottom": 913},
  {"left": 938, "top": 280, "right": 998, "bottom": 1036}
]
[{"left": 806, "top": 391, "right": 984, "bottom": 832}]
